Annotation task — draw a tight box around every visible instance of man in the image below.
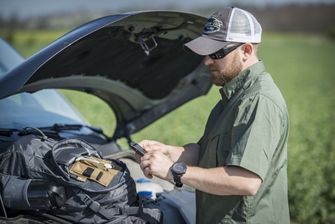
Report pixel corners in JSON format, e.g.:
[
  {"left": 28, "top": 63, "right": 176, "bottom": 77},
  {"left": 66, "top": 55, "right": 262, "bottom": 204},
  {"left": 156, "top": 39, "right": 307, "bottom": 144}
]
[{"left": 138, "top": 7, "right": 290, "bottom": 224}]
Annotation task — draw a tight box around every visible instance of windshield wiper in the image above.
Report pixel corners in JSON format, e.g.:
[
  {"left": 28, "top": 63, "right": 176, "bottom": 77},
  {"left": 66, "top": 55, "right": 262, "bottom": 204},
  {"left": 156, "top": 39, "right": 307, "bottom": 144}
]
[
  {"left": 39, "top": 124, "right": 104, "bottom": 135},
  {"left": 0, "top": 124, "right": 105, "bottom": 139},
  {"left": 0, "top": 128, "right": 19, "bottom": 137}
]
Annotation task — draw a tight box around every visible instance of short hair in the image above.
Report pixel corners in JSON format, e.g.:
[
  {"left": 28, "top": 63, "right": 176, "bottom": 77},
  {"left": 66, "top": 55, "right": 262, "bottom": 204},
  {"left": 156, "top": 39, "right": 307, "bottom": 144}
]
[{"left": 252, "top": 43, "right": 259, "bottom": 57}]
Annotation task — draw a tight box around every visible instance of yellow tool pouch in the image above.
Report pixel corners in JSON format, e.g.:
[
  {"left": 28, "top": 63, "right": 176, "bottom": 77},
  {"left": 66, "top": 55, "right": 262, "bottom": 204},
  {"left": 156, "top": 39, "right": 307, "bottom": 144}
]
[{"left": 69, "top": 157, "right": 119, "bottom": 187}]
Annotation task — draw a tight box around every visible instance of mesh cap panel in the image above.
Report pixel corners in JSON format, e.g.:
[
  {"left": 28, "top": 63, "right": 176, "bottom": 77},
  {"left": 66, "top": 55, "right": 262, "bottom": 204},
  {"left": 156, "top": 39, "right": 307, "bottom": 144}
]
[
  {"left": 229, "top": 9, "right": 251, "bottom": 35},
  {"left": 226, "top": 8, "right": 262, "bottom": 43}
]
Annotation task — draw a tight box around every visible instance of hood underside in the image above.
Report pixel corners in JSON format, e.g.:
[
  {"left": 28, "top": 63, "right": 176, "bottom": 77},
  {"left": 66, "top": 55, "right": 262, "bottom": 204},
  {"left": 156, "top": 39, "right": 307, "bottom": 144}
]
[{"left": 0, "top": 11, "right": 212, "bottom": 138}]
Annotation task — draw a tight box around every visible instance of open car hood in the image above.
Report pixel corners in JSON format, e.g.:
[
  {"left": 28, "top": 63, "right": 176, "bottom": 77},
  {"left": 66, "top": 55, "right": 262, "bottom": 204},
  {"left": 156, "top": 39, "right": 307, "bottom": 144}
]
[{"left": 0, "top": 11, "right": 211, "bottom": 139}]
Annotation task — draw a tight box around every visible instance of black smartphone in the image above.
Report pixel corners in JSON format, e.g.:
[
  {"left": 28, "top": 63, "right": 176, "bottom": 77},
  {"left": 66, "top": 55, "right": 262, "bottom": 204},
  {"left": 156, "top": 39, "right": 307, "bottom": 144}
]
[{"left": 129, "top": 141, "right": 146, "bottom": 157}]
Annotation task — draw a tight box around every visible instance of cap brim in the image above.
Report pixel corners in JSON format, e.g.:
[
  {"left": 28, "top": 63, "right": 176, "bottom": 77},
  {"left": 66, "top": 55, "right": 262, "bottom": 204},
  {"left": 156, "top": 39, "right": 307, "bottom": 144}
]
[{"left": 184, "top": 36, "right": 231, "bottom": 55}]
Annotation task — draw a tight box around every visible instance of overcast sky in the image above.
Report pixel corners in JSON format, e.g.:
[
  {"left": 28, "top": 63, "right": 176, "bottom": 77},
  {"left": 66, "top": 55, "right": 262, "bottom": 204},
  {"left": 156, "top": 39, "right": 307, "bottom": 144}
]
[{"left": 1, "top": 0, "right": 334, "bottom": 19}]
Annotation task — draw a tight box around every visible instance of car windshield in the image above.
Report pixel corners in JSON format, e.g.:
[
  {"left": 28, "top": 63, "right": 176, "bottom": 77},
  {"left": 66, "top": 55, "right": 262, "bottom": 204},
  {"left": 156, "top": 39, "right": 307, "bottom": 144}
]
[{"left": 0, "top": 89, "right": 86, "bottom": 129}]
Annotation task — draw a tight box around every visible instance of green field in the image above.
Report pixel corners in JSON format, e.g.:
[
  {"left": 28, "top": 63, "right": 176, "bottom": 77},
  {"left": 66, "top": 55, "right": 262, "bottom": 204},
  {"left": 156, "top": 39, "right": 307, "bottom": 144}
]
[{"left": 2, "top": 29, "right": 335, "bottom": 223}]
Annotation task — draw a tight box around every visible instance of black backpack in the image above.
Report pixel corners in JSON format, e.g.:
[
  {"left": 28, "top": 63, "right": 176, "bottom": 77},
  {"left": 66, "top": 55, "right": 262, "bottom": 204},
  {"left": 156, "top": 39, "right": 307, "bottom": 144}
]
[{"left": 0, "top": 134, "right": 162, "bottom": 224}]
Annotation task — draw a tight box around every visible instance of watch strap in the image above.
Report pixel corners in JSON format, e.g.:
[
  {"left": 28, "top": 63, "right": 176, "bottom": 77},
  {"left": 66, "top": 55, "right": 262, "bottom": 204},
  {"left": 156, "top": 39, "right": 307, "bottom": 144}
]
[
  {"left": 173, "top": 174, "right": 183, "bottom": 188},
  {"left": 171, "top": 162, "right": 187, "bottom": 188}
]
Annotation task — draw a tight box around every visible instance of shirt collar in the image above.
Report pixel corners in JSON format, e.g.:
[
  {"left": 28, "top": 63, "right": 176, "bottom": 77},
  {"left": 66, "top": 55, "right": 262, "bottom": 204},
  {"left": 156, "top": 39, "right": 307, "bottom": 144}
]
[{"left": 220, "top": 61, "right": 266, "bottom": 101}]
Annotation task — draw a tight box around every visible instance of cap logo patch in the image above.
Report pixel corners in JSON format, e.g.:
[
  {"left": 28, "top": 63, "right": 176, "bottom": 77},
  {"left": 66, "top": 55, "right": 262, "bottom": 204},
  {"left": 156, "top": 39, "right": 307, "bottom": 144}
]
[{"left": 203, "top": 17, "right": 223, "bottom": 34}]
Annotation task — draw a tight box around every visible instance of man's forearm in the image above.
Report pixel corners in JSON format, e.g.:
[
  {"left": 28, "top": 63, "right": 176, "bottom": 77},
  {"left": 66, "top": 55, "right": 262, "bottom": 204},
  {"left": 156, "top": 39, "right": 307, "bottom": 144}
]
[{"left": 181, "top": 166, "right": 262, "bottom": 196}]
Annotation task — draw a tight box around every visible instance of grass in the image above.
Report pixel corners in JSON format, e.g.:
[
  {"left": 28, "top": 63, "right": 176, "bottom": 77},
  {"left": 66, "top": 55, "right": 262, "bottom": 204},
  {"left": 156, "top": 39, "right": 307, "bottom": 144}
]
[
  {"left": 1, "top": 29, "right": 67, "bottom": 57},
  {"left": 1, "top": 28, "right": 335, "bottom": 223}
]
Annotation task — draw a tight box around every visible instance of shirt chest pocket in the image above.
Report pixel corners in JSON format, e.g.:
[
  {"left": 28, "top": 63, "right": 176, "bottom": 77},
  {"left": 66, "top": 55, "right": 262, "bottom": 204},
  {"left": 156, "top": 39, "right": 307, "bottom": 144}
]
[{"left": 198, "top": 133, "right": 231, "bottom": 168}]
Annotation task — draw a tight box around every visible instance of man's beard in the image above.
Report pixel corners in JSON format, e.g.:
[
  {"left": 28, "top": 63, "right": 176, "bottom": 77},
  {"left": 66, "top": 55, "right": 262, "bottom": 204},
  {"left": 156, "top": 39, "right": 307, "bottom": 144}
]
[{"left": 212, "top": 53, "right": 242, "bottom": 86}]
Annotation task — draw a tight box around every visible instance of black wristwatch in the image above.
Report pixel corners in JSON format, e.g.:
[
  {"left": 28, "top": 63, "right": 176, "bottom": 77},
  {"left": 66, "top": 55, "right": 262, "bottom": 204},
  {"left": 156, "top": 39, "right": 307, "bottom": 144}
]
[{"left": 170, "top": 162, "right": 187, "bottom": 188}]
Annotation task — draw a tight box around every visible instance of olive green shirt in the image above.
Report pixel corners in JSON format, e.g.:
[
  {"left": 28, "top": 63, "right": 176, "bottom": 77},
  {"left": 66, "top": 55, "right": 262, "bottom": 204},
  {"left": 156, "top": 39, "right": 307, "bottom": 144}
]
[{"left": 197, "top": 61, "right": 289, "bottom": 224}]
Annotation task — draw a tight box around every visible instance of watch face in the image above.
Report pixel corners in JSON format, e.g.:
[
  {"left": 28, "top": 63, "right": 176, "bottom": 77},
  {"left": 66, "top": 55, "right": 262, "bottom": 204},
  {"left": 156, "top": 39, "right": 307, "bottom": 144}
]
[{"left": 172, "top": 162, "right": 187, "bottom": 175}]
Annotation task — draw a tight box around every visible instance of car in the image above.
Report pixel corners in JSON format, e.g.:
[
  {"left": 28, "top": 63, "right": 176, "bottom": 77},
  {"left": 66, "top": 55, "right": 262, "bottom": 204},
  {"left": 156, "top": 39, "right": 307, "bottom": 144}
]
[{"left": 0, "top": 11, "right": 212, "bottom": 224}]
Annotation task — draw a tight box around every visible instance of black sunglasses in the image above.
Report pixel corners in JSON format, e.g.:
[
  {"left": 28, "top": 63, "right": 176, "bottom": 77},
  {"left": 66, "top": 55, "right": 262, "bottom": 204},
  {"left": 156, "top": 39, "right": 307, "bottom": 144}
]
[{"left": 208, "top": 43, "right": 243, "bottom": 60}]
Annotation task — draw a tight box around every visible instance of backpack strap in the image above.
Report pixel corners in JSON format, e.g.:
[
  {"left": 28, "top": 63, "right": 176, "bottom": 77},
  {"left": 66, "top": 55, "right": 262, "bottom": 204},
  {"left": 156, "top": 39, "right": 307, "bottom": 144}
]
[
  {"left": 79, "top": 193, "right": 118, "bottom": 219},
  {"left": 78, "top": 193, "right": 142, "bottom": 219},
  {"left": 52, "top": 138, "right": 97, "bottom": 154}
]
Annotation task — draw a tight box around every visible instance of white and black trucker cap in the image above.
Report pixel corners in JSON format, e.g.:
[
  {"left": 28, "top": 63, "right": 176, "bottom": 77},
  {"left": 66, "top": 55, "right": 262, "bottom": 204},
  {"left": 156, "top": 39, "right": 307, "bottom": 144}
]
[{"left": 185, "top": 7, "right": 262, "bottom": 55}]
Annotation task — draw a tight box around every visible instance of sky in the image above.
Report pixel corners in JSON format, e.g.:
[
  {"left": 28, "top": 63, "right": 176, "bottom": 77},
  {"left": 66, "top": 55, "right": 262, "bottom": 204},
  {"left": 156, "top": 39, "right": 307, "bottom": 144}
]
[{"left": 1, "top": 0, "right": 335, "bottom": 19}]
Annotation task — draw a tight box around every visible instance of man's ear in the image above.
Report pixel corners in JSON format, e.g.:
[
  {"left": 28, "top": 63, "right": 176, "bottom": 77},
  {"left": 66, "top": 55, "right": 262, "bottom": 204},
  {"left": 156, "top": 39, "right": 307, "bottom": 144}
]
[{"left": 241, "top": 43, "right": 253, "bottom": 61}]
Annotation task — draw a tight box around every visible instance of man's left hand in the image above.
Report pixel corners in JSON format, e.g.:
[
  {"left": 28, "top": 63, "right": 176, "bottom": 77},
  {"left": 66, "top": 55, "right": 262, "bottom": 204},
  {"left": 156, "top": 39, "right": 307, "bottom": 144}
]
[{"left": 140, "top": 151, "right": 174, "bottom": 180}]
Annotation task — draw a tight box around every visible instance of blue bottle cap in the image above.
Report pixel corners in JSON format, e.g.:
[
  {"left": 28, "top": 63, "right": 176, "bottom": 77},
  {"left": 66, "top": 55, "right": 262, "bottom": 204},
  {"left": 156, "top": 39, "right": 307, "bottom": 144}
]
[
  {"left": 136, "top": 178, "right": 151, "bottom": 183},
  {"left": 138, "top": 191, "right": 152, "bottom": 199}
]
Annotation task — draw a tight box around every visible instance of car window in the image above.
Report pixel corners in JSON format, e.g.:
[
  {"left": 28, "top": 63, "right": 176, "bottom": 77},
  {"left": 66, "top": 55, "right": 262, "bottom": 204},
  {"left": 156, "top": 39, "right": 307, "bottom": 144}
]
[{"left": 61, "top": 90, "right": 117, "bottom": 136}]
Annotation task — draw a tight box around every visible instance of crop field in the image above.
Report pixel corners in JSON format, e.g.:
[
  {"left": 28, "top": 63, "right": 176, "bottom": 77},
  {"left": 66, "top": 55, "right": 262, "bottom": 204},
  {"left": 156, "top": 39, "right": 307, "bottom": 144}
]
[{"left": 2, "top": 29, "right": 335, "bottom": 223}]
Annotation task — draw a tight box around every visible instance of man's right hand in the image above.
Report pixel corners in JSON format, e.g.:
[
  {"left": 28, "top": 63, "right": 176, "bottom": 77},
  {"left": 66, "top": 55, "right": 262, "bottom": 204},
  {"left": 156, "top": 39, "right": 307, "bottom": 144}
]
[
  {"left": 139, "top": 140, "right": 171, "bottom": 154},
  {"left": 135, "top": 140, "right": 200, "bottom": 166},
  {"left": 136, "top": 140, "right": 183, "bottom": 163}
]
